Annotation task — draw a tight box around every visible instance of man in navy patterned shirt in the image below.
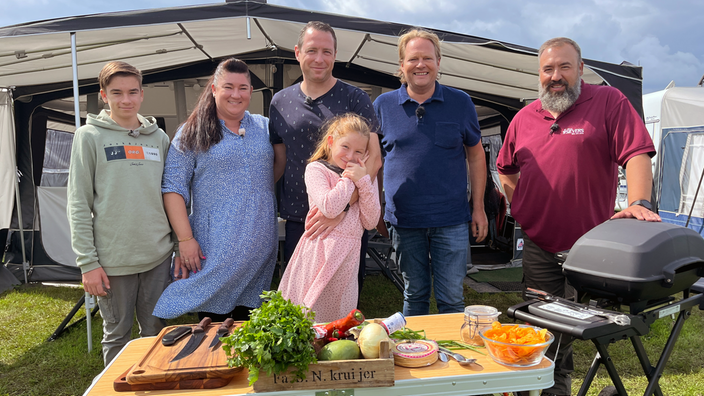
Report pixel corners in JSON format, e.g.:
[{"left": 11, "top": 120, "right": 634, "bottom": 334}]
[{"left": 270, "top": 21, "right": 382, "bottom": 297}]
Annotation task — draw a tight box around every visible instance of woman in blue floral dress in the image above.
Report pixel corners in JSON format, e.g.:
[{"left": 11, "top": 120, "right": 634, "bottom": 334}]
[{"left": 153, "top": 58, "right": 280, "bottom": 321}]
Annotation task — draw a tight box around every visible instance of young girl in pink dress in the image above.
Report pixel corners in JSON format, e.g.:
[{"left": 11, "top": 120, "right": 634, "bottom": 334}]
[{"left": 279, "top": 114, "right": 380, "bottom": 322}]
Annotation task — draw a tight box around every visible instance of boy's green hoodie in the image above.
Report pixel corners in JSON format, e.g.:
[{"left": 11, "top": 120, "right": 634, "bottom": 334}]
[{"left": 67, "top": 110, "right": 174, "bottom": 276}]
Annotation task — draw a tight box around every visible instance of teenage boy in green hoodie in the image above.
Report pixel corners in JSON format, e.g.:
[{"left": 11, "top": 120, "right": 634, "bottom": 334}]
[{"left": 67, "top": 61, "right": 174, "bottom": 365}]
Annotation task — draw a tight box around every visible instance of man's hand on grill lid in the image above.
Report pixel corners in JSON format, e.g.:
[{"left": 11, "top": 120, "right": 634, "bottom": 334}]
[
  {"left": 611, "top": 203, "right": 661, "bottom": 222},
  {"left": 614, "top": 154, "right": 661, "bottom": 222}
]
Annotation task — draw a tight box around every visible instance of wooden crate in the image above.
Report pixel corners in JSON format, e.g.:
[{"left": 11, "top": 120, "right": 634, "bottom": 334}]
[{"left": 252, "top": 340, "right": 394, "bottom": 392}]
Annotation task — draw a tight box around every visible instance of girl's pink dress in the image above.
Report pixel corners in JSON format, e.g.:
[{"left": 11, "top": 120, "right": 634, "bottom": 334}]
[{"left": 279, "top": 161, "right": 380, "bottom": 323}]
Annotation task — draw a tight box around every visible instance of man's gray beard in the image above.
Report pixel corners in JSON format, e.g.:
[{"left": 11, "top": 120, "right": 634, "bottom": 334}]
[{"left": 539, "top": 77, "right": 581, "bottom": 114}]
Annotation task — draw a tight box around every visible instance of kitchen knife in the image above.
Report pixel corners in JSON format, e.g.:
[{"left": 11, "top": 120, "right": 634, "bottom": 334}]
[
  {"left": 161, "top": 326, "right": 191, "bottom": 346},
  {"left": 170, "top": 317, "right": 212, "bottom": 363},
  {"left": 209, "top": 318, "right": 235, "bottom": 350}
]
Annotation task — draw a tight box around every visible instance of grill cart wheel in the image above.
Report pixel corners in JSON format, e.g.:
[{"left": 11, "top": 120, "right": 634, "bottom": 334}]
[
  {"left": 599, "top": 386, "right": 618, "bottom": 396},
  {"left": 597, "top": 385, "right": 619, "bottom": 396}
]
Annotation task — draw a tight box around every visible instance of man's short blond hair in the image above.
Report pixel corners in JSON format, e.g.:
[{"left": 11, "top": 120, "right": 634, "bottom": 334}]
[
  {"left": 98, "top": 61, "right": 143, "bottom": 91},
  {"left": 396, "top": 28, "right": 442, "bottom": 84}
]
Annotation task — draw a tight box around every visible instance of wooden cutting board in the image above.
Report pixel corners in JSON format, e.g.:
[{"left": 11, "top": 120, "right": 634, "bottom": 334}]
[
  {"left": 125, "top": 322, "right": 243, "bottom": 385},
  {"left": 114, "top": 365, "right": 234, "bottom": 391}
]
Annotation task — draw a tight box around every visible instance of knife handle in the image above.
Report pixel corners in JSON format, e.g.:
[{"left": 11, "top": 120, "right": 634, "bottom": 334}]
[
  {"left": 162, "top": 326, "right": 191, "bottom": 346},
  {"left": 193, "top": 317, "right": 212, "bottom": 334},
  {"left": 219, "top": 318, "right": 235, "bottom": 331}
]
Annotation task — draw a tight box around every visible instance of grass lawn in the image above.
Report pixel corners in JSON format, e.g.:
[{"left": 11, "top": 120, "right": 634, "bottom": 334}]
[{"left": 1, "top": 274, "right": 703, "bottom": 395}]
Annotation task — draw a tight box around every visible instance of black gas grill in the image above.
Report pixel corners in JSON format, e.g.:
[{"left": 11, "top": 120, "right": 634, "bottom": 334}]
[{"left": 509, "top": 219, "right": 704, "bottom": 396}]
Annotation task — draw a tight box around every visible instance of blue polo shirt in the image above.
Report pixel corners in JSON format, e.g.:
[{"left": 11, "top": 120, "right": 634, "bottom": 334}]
[
  {"left": 269, "top": 80, "right": 378, "bottom": 222},
  {"left": 374, "top": 82, "right": 481, "bottom": 228}
]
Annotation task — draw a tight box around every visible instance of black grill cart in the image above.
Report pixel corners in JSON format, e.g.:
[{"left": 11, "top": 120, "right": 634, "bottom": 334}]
[{"left": 509, "top": 219, "right": 704, "bottom": 396}]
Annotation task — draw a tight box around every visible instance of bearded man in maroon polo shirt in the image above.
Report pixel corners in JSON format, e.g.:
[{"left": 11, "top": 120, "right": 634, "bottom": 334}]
[{"left": 497, "top": 37, "right": 660, "bottom": 396}]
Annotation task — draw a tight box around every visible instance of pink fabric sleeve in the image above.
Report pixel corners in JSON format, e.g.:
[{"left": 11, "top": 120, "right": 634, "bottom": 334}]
[
  {"left": 304, "top": 162, "right": 355, "bottom": 219},
  {"left": 354, "top": 175, "right": 381, "bottom": 230}
]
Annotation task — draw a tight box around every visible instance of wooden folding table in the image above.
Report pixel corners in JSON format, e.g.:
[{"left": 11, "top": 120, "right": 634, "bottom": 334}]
[{"left": 84, "top": 313, "right": 553, "bottom": 396}]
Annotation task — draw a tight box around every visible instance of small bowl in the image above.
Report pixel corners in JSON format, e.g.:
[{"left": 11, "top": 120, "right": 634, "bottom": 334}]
[{"left": 479, "top": 324, "right": 554, "bottom": 367}]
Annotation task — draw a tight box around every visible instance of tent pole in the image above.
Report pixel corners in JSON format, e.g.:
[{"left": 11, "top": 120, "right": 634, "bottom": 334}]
[
  {"left": 70, "top": 32, "right": 93, "bottom": 354},
  {"left": 70, "top": 33, "right": 81, "bottom": 128},
  {"left": 13, "top": 172, "right": 28, "bottom": 284},
  {"left": 7, "top": 89, "right": 29, "bottom": 284}
]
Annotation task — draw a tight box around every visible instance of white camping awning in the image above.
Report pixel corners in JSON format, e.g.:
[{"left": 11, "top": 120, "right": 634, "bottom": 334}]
[{"left": 0, "top": 89, "right": 15, "bottom": 229}]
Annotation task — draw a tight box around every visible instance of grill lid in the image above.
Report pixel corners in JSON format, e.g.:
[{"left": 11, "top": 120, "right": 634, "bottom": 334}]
[{"left": 562, "top": 219, "right": 704, "bottom": 306}]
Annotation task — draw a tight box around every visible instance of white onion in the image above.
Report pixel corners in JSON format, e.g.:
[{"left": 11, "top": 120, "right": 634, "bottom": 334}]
[{"left": 357, "top": 323, "right": 391, "bottom": 359}]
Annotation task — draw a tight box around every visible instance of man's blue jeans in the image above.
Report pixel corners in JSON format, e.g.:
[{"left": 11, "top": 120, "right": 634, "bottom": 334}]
[{"left": 390, "top": 223, "right": 468, "bottom": 316}]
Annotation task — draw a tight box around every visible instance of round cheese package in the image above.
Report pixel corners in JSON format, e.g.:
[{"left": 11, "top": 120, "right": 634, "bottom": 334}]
[{"left": 392, "top": 340, "right": 439, "bottom": 367}]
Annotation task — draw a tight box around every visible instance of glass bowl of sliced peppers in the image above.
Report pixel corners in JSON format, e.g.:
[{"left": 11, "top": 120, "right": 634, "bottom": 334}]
[{"left": 479, "top": 322, "right": 554, "bottom": 367}]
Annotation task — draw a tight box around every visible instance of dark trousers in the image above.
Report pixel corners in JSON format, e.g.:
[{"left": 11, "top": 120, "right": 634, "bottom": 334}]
[
  {"left": 522, "top": 233, "right": 574, "bottom": 396},
  {"left": 284, "top": 220, "right": 368, "bottom": 307},
  {"left": 198, "top": 305, "right": 252, "bottom": 322}
]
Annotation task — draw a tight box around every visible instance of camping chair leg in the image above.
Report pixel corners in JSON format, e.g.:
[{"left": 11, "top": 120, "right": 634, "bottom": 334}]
[
  {"left": 47, "top": 293, "right": 85, "bottom": 342},
  {"left": 46, "top": 292, "right": 100, "bottom": 349},
  {"left": 367, "top": 245, "right": 404, "bottom": 293}
]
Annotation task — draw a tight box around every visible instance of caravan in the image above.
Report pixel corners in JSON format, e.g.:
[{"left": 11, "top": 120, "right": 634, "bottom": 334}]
[{"left": 643, "top": 83, "right": 704, "bottom": 237}]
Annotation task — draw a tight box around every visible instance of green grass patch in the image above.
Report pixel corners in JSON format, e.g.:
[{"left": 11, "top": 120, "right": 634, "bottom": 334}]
[
  {"left": 467, "top": 267, "right": 523, "bottom": 283},
  {"left": 1, "top": 276, "right": 703, "bottom": 395},
  {"left": 0, "top": 285, "right": 104, "bottom": 396}
]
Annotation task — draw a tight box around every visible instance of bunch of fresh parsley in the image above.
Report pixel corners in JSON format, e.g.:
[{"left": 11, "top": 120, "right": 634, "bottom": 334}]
[{"left": 222, "top": 290, "right": 317, "bottom": 386}]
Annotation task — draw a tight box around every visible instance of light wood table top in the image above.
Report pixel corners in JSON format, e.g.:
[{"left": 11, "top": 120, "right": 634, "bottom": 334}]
[{"left": 84, "top": 313, "right": 553, "bottom": 396}]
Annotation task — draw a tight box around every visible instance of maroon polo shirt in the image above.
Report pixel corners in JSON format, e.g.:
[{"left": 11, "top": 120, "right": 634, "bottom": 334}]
[{"left": 497, "top": 81, "right": 655, "bottom": 253}]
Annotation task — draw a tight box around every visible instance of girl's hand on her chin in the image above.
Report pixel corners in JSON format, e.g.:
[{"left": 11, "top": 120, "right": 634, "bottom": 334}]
[{"left": 342, "top": 157, "right": 367, "bottom": 182}]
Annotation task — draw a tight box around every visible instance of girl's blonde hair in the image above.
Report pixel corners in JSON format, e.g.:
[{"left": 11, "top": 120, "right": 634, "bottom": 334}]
[{"left": 309, "top": 113, "right": 371, "bottom": 163}]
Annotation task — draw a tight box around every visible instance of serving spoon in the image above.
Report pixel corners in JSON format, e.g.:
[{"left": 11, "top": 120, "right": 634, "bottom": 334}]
[{"left": 439, "top": 347, "right": 483, "bottom": 368}]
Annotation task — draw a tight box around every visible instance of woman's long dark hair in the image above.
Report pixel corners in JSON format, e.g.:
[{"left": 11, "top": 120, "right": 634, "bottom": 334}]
[{"left": 178, "top": 58, "right": 251, "bottom": 152}]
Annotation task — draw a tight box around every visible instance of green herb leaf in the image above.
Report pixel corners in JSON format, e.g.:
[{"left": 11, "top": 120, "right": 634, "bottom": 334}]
[{"left": 222, "top": 290, "right": 317, "bottom": 386}]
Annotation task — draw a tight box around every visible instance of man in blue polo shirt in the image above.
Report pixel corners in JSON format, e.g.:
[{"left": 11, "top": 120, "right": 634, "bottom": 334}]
[{"left": 373, "top": 28, "right": 488, "bottom": 316}]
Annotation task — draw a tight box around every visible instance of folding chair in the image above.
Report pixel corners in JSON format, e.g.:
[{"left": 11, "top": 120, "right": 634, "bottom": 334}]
[{"left": 366, "top": 230, "right": 404, "bottom": 293}]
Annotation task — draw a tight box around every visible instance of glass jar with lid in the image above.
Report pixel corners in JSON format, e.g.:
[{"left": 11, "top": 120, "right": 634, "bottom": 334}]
[{"left": 460, "top": 305, "right": 500, "bottom": 346}]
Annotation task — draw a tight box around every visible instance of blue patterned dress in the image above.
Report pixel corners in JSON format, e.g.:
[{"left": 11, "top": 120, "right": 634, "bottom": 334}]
[{"left": 153, "top": 112, "right": 277, "bottom": 319}]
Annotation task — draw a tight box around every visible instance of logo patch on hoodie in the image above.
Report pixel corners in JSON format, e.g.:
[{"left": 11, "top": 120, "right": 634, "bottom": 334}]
[{"left": 104, "top": 146, "right": 160, "bottom": 162}]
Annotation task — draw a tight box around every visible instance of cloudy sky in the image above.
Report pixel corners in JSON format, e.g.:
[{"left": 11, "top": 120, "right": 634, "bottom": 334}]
[{"left": 1, "top": 0, "right": 702, "bottom": 94}]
